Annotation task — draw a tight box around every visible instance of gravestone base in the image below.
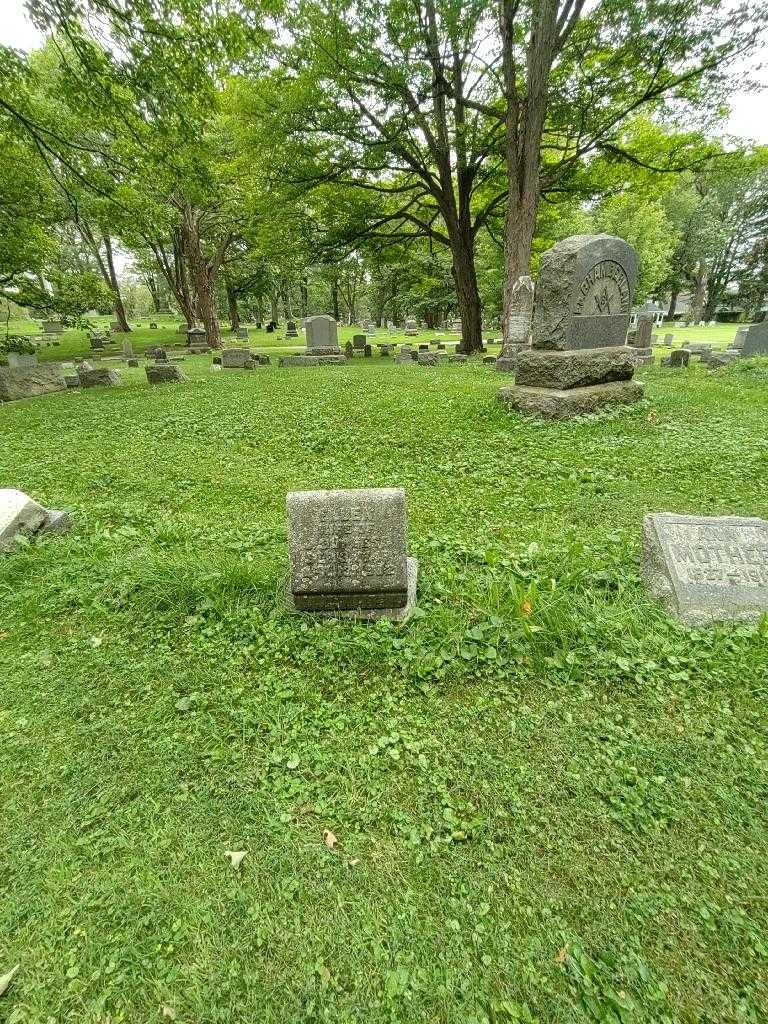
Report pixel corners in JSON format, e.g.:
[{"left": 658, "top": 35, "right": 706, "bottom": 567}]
[
  {"left": 279, "top": 354, "right": 347, "bottom": 367},
  {"left": 515, "top": 347, "right": 635, "bottom": 389},
  {"left": 305, "top": 346, "right": 341, "bottom": 356},
  {"left": 628, "top": 346, "right": 654, "bottom": 366},
  {"left": 495, "top": 355, "right": 518, "bottom": 372},
  {"left": 499, "top": 379, "right": 643, "bottom": 419},
  {"left": 287, "top": 557, "right": 418, "bottom": 622}
]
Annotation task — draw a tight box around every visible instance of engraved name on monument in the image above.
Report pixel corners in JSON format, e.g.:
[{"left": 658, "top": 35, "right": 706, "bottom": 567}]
[{"left": 642, "top": 513, "right": 768, "bottom": 626}]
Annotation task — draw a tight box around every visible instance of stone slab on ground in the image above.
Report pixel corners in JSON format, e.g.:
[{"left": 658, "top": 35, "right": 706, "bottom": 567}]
[
  {"left": 642, "top": 513, "right": 768, "bottom": 626},
  {"left": 515, "top": 346, "right": 635, "bottom": 389},
  {"left": 499, "top": 379, "right": 644, "bottom": 419},
  {"left": 0, "top": 488, "right": 72, "bottom": 551},
  {"left": 0, "top": 365, "right": 66, "bottom": 402},
  {"left": 146, "top": 364, "right": 185, "bottom": 384},
  {"left": 286, "top": 487, "right": 417, "bottom": 621},
  {"left": 78, "top": 368, "right": 121, "bottom": 388}
]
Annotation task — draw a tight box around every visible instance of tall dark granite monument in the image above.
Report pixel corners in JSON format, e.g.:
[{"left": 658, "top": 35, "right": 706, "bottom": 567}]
[{"left": 499, "top": 234, "right": 643, "bottom": 418}]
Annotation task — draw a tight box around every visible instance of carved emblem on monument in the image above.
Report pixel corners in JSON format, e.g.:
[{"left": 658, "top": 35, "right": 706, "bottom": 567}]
[{"left": 574, "top": 261, "right": 631, "bottom": 317}]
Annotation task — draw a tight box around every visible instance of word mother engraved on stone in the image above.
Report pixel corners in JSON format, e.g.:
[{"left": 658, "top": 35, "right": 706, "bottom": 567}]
[
  {"left": 286, "top": 487, "right": 418, "bottom": 620},
  {"left": 573, "top": 261, "right": 630, "bottom": 317},
  {"left": 642, "top": 513, "right": 768, "bottom": 626}
]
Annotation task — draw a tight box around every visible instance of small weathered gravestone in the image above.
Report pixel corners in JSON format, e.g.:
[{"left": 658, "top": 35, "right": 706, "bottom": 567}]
[
  {"left": 364, "top": 344, "right": 372, "bottom": 357},
  {"left": 122, "top": 340, "right": 134, "bottom": 359},
  {"left": 146, "top": 364, "right": 185, "bottom": 384},
  {"left": 663, "top": 333, "right": 674, "bottom": 346},
  {"left": 353, "top": 335, "right": 367, "bottom": 354},
  {"left": 221, "top": 348, "right": 254, "bottom": 369},
  {"left": 499, "top": 234, "right": 642, "bottom": 418},
  {"left": 305, "top": 315, "right": 340, "bottom": 355},
  {"left": 286, "top": 487, "right": 417, "bottom": 620},
  {"left": 0, "top": 365, "right": 66, "bottom": 403},
  {"left": 42, "top": 321, "right": 64, "bottom": 335},
  {"left": 187, "top": 325, "right": 208, "bottom": 349},
  {"left": 0, "top": 489, "right": 71, "bottom": 551},
  {"left": 286, "top": 320, "right": 299, "bottom": 338},
  {"left": 149, "top": 322, "right": 158, "bottom": 329},
  {"left": 497, "top": 275, "right": 534, "bottom": 372},
  {"left": 404, "top": 319, "right": 418, "bottom": 336},
  {"left": 662, "top": 348, "right": 691, "bottom": 368},
  {"left": 742, "top": 320, "right": 768, "bottom": 357},
  {"left": 78, "top": 367, "right": 120, "bottom": 388},
  {"left": 642, "top": 513, "right": 768, "bottom": 626},
  {"left": 110, "top": 322, "right": 123, "bottom": 333}
]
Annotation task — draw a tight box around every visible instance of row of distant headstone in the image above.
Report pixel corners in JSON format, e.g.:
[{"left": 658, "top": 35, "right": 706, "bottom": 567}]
[{"left": 2, "top": 485, "right": 766, "bottom": 630}]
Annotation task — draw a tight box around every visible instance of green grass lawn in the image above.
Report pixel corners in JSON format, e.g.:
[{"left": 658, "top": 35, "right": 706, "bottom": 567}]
[{"left": 1, "top": 355, "right": 767, "bottom": 1023}]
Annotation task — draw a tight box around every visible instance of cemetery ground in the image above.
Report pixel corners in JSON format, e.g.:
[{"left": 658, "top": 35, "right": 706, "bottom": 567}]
[{"left": 1, "top": 353, "right": 767, "bottom": 1023}]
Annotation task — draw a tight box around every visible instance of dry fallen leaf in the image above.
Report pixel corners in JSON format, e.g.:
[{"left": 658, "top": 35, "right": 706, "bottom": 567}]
[
  {"left": 224, "top": 850, "right": 247, "bottom": 871},
  {"left": 555, "top": 945, "right": 569, "bottom": 964},
  {"left": 0, "top": 964, "right": 20, "bottom": 997},
  {"left": 348, "top": 858, "right": 360, "bottom": 867},
  {"left": 161, "top": 1006, "right": 177, "bottom": 1020},
  {"left": 323, "top": 829, "right": 338, "bottom": 850},
  {"left": 521, "top": 598, "right": 533, "bottom": 617}
]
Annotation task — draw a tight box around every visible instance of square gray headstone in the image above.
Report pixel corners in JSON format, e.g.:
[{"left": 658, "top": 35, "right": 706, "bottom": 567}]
[
  {"left": 286, "top": 487, "right": 417, "bottom": 620},
  {"left": 305, "top": 315, "right": 340, "bottom": 354},
  {"left": 643, "top": 513, "right": 768, "bottom": 626}
]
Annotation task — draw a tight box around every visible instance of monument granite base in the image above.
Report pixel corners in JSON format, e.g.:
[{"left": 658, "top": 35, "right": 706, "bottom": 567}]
[{"left": 500, "top": 379, "right": 643, "bottom": 419}]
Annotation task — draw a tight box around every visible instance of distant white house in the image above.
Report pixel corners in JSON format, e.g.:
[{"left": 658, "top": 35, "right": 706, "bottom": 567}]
[{"left": 629, "top": 301, "right": 665, "bottom": 328}]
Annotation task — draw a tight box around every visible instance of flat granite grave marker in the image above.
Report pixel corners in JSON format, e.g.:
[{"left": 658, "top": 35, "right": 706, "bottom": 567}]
[
  {"left": 286, "top": 487, "right": 417, "bottom": 620},
  {"left": 0, "top": 489, "right": 71, "bottom": 551},
  {"left": 642, "top": 513, "right": 768, "bottom": 626},
  {"left": 499, "top": 233, "right": 643, "bottom": 418},
  {"left": 0, "top": 364, "right": 66, "bottom": 402}
]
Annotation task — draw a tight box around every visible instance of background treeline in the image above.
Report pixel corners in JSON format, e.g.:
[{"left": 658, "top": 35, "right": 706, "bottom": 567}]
[{"left": 2, "top": 0, "right": 768, "bottom": 350}]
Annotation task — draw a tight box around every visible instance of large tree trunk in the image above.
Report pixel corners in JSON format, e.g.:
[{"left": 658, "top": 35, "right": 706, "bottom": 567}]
[
  {"left": 300, "top": 277, "right": 308, "bottom": 319},
  {"left": 225, "top": 277, "right": 241, "bottom": 331},
  {"left": 450, "top": 231, "right": 483, "bottom": 353},
  {"left": 270, "top": 294, "right": 280, "bottom": 323},
  {"left": 180, "top": 202, "right": 228, "bottom": 349},
  {"left": 103, "top": 235, "right": 130, "bottom": 331},
  {"left": 502, "top": 194, "right": 538, "bottom": 341},
  {"left": 144, "top": 274, "right": 162, "bottom": 313},
  {"left": 690, "top": 261, "right": 708, "bottom": 323},
  {"left": 77, "top": 221, "right": 131, "bottom": 331},
  {"left": 331, "top": 279, "right": 340, "bottom": 321},
  {"left": 667, "top": 290, "right": 679, "bottom": 320}
]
